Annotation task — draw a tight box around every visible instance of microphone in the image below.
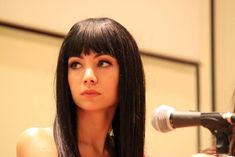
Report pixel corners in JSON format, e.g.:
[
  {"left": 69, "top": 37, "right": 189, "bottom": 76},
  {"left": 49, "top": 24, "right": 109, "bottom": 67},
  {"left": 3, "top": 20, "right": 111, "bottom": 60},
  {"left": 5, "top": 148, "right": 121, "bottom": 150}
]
[{"left": 151, "top": 105, "right": 235, "bottom": 133}]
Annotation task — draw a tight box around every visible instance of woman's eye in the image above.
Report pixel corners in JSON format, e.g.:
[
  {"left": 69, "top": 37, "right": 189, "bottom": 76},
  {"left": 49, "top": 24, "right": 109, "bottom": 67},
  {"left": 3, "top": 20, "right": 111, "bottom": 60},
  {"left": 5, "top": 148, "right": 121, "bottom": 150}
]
[
  {"left": 98, "top": 60, "right": 111, "bottom": 67},
  {"left": 70, "top": 62, "right": 81, "bottom": 69}
]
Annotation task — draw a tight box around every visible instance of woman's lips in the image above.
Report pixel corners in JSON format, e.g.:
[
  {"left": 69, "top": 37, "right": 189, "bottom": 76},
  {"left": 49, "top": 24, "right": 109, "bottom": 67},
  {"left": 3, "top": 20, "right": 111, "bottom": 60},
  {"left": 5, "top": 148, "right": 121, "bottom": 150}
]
[{"left": 81, "top": 90, "right": 101, "bottom": 97}]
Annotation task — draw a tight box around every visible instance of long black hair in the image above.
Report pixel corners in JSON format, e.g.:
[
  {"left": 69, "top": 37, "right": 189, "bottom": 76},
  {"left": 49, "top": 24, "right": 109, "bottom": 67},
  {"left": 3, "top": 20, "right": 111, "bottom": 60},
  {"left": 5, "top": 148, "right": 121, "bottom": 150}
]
[{"left": 54, "top": 17, "right": 145, "bottom": 157}]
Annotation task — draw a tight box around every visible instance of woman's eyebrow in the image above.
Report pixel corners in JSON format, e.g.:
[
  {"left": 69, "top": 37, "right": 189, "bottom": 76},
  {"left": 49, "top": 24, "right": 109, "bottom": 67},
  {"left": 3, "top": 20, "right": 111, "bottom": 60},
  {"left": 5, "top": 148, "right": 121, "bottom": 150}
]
[
  {"left": 94, "top": 53, "right": 112, "bottom": 58},
  {"left": 69, "top": 55, "right": 83, "bottom": 59},
  {"left": 94, "top": 53, "right": 104, "bottom": 58}
]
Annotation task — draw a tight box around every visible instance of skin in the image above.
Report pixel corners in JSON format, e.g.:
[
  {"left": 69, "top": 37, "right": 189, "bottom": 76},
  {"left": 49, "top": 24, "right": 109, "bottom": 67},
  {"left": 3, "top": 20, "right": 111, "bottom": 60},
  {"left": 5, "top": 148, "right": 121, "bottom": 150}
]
[
  {"left": 191, "top": 140, "right": 217, "bottom": 157},
  {"left": 69, "top": 52, "right": 119, "bottom": 157},
  {"left": 191, "top": 148, "right": 217, "bottom": 157},
  {"left": 17, "top": 52, "right": 120, "bottom": 157},
  {"left": 16, "top": 127, "right": 57, "bottom": 157},
  {"left": 191, "top": 153, "right": 217, "bottom": 157}
]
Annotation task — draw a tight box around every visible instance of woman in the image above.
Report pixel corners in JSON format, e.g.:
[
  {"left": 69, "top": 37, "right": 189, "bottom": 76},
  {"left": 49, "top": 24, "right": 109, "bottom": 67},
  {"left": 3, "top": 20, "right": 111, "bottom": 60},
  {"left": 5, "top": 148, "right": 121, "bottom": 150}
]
[{"left": 17, "top": 17, "right": 146, "bottom": 157}]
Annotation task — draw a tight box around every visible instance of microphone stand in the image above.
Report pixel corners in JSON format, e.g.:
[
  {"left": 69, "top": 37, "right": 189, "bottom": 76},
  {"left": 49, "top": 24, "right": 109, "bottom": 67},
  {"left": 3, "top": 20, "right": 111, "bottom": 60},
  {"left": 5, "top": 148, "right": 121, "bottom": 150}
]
[{"left": 200, "top": 113, "right": 233, "bottom": 156}]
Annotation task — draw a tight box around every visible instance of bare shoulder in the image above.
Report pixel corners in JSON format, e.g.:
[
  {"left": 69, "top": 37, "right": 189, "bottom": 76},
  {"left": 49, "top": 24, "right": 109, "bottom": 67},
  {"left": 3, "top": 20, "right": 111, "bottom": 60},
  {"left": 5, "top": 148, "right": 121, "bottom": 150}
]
[
  {"left": 192, "top": 147, "right": 217, "bottom": 157},
  {"left": 16, "top": 127, "right": 57, "bottom": 157},
  {"left": 191, "top": 153, "right": 216, "bottom": 157}
]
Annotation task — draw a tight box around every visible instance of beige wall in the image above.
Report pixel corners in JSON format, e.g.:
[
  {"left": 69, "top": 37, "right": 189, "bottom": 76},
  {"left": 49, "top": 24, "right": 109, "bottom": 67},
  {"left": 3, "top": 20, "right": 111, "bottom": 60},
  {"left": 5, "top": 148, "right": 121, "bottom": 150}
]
[
  {"left": 0, "top": 27, "right": 61, "bottom": 157},
  {"left": 0, "top": 0, "right": 205, "bottom": 61},
  {"left": 2, "top": 0, "right": 234, "bottom": 156},
  {"left": 215, "top": 0, "right": 235, "bottom": 112},
  {"left": 144, "top": 56, "right": 198, "bottom": 156},
  {"left": 0, "top": 26, "right": 199, "bottom": 157}
]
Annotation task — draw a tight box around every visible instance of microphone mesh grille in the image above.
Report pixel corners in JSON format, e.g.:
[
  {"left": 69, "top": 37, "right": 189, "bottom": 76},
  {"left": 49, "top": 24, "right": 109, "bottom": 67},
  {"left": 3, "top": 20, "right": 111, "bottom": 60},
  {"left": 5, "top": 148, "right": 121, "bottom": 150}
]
[{"left": 151, "top": 105, "right": 175, "bottom": 132}]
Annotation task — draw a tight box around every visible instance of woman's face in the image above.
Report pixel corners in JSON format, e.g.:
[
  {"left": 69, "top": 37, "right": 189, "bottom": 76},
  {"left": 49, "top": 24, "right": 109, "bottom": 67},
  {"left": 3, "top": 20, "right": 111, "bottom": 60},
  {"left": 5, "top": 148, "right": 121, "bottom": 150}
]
[{"left": 68, "top": 52, "right": 120, "bottom": 112}]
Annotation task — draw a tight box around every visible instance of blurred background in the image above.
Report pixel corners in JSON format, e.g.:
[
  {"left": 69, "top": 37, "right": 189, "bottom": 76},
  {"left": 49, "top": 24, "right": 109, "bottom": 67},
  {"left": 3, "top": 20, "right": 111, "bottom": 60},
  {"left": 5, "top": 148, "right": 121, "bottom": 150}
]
[{"left": 0, "top": 0, "right": 235, "bottom": 156}]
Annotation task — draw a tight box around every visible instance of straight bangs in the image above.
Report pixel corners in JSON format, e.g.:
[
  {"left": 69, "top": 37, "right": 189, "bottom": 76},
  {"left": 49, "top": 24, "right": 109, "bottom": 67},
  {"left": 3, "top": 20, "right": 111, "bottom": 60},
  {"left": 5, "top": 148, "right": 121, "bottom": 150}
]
[{"left": 63, "top": 20, "right": 121, "bottom": 59}]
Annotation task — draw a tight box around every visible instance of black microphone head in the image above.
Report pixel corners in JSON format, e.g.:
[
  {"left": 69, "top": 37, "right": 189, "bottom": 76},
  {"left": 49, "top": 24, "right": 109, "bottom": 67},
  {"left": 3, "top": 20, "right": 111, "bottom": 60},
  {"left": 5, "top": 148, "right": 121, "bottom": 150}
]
[{"left": 151, "top": 105, "right": 175, "bottom": 133}]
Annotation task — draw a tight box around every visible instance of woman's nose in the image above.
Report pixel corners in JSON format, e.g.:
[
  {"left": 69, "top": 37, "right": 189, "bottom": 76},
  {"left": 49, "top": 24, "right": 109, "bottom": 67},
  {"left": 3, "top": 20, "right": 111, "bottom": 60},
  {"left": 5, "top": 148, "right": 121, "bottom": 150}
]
[{"left": 83, "top": 68, "right": 97, "bottom": 86}]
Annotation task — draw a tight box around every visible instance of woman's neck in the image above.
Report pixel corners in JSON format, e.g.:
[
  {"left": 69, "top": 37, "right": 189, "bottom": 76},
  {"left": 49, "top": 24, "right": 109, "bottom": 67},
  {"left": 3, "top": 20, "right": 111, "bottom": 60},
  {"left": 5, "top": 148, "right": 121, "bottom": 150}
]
[{"left": 76, "top": 107, "right": 116, "bottom": 156}]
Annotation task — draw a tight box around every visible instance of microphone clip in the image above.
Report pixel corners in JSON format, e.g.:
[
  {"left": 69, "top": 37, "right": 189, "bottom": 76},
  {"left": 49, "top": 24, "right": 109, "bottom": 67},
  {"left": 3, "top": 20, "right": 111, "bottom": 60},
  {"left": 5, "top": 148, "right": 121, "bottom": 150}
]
[{"left": 201, "top": 112, "right": 233, "bottom": 154}]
